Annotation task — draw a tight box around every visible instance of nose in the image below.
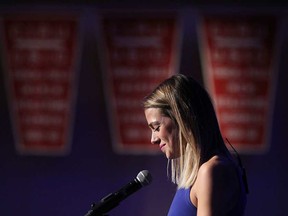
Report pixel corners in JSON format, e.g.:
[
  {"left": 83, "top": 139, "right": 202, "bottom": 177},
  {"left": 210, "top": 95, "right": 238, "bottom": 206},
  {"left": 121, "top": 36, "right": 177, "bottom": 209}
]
[{"left": 151, "top": 132, "right": 160, "bottom": 145}]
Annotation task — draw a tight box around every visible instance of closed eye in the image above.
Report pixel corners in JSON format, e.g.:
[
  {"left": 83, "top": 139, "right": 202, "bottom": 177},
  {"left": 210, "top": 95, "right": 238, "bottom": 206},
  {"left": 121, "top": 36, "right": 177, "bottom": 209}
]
[{"left": 153, "top": 125, "right": 160, "bottom": 132}]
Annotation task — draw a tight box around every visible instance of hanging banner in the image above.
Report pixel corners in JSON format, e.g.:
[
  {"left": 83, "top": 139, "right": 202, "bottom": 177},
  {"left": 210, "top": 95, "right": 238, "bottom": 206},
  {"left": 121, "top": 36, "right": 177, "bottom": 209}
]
[
  {"left": 1, "top": 14, "right": 79, "bottom": 155},
  {"left": 199, "top": 14, "right": 278, "bottom": 153},
  {"left": 101, "top": 11, "right": 181, "bottom": 154}
]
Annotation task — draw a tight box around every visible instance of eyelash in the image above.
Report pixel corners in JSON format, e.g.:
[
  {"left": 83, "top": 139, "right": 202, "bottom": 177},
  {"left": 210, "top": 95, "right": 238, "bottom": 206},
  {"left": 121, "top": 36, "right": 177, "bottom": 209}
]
[{"left": 153, "top": 125, "right": 160, "bottom": 132}]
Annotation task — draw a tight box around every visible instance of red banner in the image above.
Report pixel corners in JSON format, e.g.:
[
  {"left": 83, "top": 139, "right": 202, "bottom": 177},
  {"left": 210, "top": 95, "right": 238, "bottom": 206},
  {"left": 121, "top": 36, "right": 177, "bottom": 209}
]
[
  {"left": 2, "top": 14, "right": 79, "bottom": 155},
  {"left": 101, "top": 12, "right": 180, "bottom": 154},
  {"left": 199, "top": 14, "right": 277, "bottom": 153}
]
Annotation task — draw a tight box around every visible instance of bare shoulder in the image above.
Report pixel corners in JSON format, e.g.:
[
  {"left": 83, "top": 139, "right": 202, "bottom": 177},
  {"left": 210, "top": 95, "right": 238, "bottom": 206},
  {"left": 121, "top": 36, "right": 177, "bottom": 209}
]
[
  {"left": 190, "top": 156, "right": 239, "bottom": 215},
  {"left": 198, "top": 155, "right": 237, "bottom": 179},
  {"left": 202, "top": 156, "right": 239, "bottom": 192}
]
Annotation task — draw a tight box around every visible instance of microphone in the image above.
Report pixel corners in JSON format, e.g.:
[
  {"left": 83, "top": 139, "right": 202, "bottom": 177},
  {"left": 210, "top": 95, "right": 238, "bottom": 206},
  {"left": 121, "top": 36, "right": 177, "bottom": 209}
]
[{"left": 84, "top": 170, "right": 152, "bottom": 216}]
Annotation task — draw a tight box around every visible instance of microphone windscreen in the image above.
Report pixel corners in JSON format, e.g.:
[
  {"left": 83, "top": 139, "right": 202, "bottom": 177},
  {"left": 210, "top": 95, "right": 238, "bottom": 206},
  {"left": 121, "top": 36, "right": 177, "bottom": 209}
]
[{"left": 136, "top": 170, "right": 152, "bottom": 186}]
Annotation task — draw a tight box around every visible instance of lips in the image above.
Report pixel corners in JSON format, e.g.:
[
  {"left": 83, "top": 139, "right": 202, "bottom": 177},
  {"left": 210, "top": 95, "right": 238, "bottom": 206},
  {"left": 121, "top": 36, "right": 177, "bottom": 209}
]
[{"left": 159, "top": 143, "right": 166, "bottom": 151}]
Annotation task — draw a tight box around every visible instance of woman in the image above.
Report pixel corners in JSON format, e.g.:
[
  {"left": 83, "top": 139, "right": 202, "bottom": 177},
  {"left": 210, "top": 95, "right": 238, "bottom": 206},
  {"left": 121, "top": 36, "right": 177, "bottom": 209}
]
[{"left": 143, "top": 74, "right": 247, "bottom": 216}]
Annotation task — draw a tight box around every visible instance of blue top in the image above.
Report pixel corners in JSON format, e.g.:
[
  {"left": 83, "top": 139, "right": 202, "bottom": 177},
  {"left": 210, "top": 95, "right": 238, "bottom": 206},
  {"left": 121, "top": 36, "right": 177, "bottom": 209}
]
[
  {"left": 167, "top": 186, "right": 246, "bottom": 216},
  {"left": 167, "top": 188, "right": 197, "bottom": 216}
]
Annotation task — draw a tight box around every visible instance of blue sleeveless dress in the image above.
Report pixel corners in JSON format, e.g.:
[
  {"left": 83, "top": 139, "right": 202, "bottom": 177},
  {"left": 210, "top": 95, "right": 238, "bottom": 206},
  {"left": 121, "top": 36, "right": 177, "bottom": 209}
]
[
  {"left": 167, "top": 186, "right": 246, "bottom": 216},
  {"left": 167, "top": 188, "right": 197, "bottom": 216}
]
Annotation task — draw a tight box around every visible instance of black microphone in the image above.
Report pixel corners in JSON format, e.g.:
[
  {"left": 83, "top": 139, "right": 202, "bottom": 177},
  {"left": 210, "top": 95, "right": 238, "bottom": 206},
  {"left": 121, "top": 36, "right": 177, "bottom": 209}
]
[{"left": 84, "top": 170, "right": 152, "bottom": 216}]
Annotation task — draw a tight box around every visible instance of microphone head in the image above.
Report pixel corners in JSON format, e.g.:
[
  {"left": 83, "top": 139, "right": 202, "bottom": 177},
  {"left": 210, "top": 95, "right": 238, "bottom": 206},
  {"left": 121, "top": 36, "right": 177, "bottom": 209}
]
[{"left": 136, "top": 170, "right": 152, "bottom": 186}]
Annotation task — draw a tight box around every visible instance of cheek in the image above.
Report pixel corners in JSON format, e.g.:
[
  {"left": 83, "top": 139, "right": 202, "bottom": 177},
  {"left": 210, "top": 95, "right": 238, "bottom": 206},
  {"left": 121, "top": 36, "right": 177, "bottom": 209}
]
[
  {"left": 166, "top": 125, "right": 179, "bottom": 145},
  {"left": 170, "top": 126, "right": 180, "bottom": 151}
]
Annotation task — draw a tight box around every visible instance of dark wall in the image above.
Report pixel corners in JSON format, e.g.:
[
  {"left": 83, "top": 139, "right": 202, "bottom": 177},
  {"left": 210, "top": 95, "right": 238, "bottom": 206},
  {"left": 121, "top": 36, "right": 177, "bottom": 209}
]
[{"left": 1, "top": 4, "right": 288, "bottom": 216}]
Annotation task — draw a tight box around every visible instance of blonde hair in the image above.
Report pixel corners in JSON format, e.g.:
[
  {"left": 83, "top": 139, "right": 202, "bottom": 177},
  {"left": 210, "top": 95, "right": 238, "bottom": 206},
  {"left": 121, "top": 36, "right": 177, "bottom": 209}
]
[{"left": 143, "top": 74, "right": 228, "bottom": 188}]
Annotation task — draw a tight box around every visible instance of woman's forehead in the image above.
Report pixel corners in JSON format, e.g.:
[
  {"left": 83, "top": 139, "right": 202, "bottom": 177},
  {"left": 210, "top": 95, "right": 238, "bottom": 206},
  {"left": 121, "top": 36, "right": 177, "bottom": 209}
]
[{"left": 144, "top": 108, "right": 163, "bottom": 119}]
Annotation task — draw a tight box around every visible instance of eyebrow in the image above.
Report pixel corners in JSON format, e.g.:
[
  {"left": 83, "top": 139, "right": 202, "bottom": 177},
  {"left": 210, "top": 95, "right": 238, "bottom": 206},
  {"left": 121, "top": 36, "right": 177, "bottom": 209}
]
[{"left": 148, "top": 120, "right": 161, "bottom": 129}]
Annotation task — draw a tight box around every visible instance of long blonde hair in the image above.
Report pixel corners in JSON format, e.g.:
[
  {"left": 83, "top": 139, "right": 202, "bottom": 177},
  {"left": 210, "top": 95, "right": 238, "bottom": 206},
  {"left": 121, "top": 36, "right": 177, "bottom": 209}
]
[{"left": 143, "top": 74, "right": 229, "bottom": 188}]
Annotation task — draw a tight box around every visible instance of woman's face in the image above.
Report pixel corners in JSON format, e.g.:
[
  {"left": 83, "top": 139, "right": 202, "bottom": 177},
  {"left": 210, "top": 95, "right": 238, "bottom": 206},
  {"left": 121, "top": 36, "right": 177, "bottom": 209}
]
[{"left": 144, "top": 108, "right": 179, "bottom": 159}]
